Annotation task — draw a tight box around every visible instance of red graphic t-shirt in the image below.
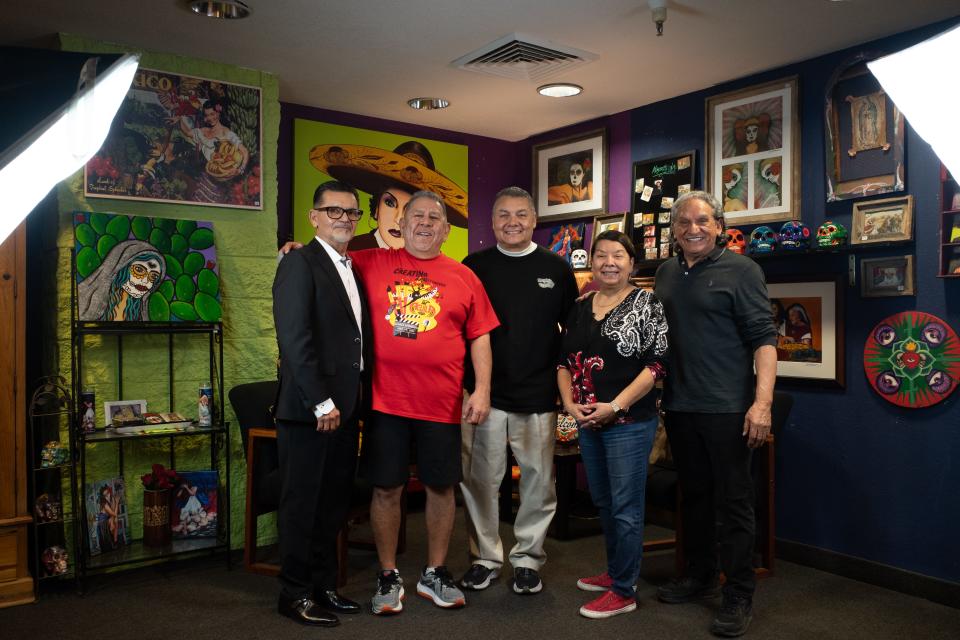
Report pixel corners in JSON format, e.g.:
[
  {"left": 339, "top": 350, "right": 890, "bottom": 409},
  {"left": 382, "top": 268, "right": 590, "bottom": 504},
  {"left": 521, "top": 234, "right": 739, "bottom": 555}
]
[{"left": 351, "top": 248, "right": 500, "bottom": 424}]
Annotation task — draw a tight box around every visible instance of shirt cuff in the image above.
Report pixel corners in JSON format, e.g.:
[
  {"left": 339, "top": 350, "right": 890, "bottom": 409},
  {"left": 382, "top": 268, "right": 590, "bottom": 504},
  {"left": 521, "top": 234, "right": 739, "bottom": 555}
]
[{"left": 313, "top": 398, "right": 335, "bottom": 418}]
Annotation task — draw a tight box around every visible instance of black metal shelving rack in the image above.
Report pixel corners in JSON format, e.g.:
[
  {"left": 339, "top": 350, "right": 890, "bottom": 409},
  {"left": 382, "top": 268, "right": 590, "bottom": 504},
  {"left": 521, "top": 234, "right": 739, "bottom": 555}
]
[{"left": 71, "top": 320, "right": 230, "bottom": 586}]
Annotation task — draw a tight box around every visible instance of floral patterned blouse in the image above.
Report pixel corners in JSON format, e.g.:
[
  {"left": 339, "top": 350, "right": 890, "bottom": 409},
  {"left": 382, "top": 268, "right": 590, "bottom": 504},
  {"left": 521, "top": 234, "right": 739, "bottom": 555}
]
[{"left": 559, "top": 288, "right": 669, "bottom": 424}]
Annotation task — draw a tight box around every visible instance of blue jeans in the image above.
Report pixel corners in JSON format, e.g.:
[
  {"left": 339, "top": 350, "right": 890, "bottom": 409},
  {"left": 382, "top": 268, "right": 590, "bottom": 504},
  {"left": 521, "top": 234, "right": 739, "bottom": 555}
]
[{"left": 578, "top": 416, "right": 657, "bottom": 597}]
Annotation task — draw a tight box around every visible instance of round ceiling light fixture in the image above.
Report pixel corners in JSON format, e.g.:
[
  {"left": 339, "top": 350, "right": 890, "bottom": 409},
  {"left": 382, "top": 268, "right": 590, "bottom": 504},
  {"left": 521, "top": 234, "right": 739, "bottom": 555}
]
[
  {"left": 407, "top": 97, "right": 450, "bottom": 110},
  {"left": 537, "top": 83, "right": 583, "bottom": 98},
  {"left": 189, "top": 0, "right": 252, "bottom": 19}
]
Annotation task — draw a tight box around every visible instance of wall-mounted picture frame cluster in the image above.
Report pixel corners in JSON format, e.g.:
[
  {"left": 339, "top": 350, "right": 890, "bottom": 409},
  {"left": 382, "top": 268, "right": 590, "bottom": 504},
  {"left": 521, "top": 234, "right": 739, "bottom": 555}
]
[
  {"left": 630, "top": 150, "right": 696, "bottom": 261},
  {"left": 533, "top": 129, "right": 607, "bottom": 221},
  {"left": 706, "top": 76, "right": 800, "bottom": 226}
]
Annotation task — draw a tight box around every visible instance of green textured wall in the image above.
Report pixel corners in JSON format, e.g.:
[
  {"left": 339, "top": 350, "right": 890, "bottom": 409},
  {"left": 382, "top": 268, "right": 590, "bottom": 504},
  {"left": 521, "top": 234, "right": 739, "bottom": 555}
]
[{"left": 52, "top": 34, "right": 279, "bottom": 550}]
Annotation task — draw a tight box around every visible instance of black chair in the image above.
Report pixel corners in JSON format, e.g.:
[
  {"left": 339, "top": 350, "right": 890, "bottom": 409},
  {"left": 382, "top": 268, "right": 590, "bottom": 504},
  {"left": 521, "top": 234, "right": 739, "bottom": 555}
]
[{"left": 228, "top": 380, "right": 281, "bottom": 576}]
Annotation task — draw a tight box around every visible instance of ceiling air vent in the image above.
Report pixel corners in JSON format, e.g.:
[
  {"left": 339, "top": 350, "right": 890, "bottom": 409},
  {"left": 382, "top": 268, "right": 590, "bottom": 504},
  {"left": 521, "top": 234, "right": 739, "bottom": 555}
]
[{"left": 452, "top": 33, "right": 597, "bottom": 82}]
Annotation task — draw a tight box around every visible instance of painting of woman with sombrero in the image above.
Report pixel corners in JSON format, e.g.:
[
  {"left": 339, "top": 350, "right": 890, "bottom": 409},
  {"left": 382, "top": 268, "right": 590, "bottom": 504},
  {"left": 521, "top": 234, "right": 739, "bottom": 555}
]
[{"left": 293, "top": 121, "right": 469, "bottom": 259}]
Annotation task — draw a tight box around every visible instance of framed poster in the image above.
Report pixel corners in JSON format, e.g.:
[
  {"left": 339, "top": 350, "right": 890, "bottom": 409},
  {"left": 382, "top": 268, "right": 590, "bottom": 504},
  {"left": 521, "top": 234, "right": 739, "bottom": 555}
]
[
  {"left": 825, "top": 54, "right": 905, "bottom": 201},
  {"left": 533, "top": 129, "right": 607, "bottom": 221},
  {"left": 631, "top": 150, "right": 695, "bottom": 262},
  {"left": 293, "top": 119, "right": 469, "bottom": 260},
  {"left": 591, "top": 212, "right": 628, "bottom": 249},
  {"left": 860, "top": 255, "right": 915, "bottom": 297},
  {"left": 706, "top": 77, "right": 800, "bottom": 225},
  {"left": 767, "top": 274, "right": 844, "bottom": 387},
  {"left": 850, "top": 195, "right": 913, "bottom": 245},
  {"left": 85, "top": 67, "right": 262, "bottom": 209},
  {"left": 84, "top": 477, "right": 131, "bottom": 556}
]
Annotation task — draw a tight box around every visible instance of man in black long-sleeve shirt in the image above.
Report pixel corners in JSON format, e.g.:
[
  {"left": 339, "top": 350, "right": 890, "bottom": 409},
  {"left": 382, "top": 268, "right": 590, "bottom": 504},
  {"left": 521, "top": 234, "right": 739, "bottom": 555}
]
[
  {"left": 654, "top": 191, "right": 777, "bottom": 638},
  {"left": 459, "top": 187, "right": 578, "bottom": 595}
]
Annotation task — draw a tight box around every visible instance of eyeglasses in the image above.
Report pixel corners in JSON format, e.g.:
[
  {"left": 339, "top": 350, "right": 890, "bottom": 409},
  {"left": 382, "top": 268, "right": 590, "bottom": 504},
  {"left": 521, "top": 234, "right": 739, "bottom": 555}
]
[
  {"left": 315, "top": 206, "right": 363, "bottom": 221},
  {"left": 129, "top": 263, "right": 161, "bottom": 282}
]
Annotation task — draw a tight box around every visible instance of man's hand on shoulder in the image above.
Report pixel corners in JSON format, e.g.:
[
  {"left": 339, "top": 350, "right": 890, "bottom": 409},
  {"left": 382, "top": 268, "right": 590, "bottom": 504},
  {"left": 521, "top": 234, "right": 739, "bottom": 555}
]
[{"left": 278, "top": 240, "right": 305, "bottom": 261}]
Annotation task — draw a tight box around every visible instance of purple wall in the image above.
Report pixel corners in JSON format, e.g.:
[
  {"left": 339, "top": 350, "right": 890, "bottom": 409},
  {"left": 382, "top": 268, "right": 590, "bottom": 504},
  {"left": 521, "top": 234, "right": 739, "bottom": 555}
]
[{"left": 278, "top": 104, "right": 517, "bottom": 251}]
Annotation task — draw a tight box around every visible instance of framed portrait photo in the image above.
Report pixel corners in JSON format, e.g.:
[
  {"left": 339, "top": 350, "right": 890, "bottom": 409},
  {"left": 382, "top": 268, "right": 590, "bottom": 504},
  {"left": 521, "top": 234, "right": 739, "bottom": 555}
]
[
  {"left": 851, "top": 195, "right": 913, "bottom": 245},
  {"left": 860, "top": 255, "right": 915, "bottom": 297},
  {"left": 767, "top": 275, "right": 844, "bottom": 388},
  {"left": 706, "top": 77, "right": 800, "bottom": 226},
  {"left": 533, "top": 129, "right": 607, "bottom": 221}
]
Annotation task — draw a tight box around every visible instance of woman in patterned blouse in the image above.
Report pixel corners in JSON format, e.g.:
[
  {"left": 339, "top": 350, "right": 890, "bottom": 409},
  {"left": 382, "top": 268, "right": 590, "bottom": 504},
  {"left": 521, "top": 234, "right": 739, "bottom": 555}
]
[{"left": 557, "top": 230, "right": 669, "bottom": 620}]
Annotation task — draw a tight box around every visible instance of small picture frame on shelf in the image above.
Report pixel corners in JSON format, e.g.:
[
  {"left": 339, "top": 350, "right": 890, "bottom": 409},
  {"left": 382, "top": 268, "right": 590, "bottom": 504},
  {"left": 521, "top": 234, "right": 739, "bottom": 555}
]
[
  {"left": 103, "top": 400, "right": 147, "bottom": 427},
  {"left": 851, "top": 195, "right": 913, "bottom": 245},
  {"left": 860, "top": 255, "right": 915, "bottom": 297}
]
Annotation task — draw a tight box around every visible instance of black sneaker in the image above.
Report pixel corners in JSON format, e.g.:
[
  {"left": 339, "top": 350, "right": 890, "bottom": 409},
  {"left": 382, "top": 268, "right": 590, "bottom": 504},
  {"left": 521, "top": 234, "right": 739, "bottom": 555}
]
[
  {"left": 657, "top": 576, "right": 720, "bottom": 604},
  {"left": 512, "top": 567, "right": 543, "bottom": 594},
  {"left": 710, "top": 593, "right": 753, "bottom": 637},
  {"left": 460, "top": 563, "right": 500, "bottom": 590}
]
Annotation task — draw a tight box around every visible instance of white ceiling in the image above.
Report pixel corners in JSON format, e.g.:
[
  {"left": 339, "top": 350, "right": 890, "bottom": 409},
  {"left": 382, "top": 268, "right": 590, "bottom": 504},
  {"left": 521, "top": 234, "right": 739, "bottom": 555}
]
[{"left": 2, "top": 1, "right": 958, "bottom": 141}]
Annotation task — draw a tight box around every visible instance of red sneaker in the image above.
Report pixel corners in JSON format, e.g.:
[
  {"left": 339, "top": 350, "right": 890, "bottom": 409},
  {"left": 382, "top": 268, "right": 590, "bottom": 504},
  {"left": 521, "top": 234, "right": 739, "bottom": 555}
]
[
  {"left": 579, "top": 590, "right": 637, "bottom": 619},
  {"left": 577, "top": 572, "right": 613, "bottom": 592}
]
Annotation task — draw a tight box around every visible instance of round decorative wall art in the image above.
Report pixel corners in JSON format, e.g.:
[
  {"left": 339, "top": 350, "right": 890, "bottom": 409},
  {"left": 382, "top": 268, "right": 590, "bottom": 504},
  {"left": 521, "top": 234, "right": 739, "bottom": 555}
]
[{"left": 864, "top": 311, "right": 960, "bottom": 408}]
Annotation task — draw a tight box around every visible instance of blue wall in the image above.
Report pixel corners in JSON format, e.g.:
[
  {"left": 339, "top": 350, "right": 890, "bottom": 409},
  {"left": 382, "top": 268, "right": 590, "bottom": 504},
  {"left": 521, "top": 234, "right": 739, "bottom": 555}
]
[{"left": 627, "top": 18, "right": 960, "bottom": 583}]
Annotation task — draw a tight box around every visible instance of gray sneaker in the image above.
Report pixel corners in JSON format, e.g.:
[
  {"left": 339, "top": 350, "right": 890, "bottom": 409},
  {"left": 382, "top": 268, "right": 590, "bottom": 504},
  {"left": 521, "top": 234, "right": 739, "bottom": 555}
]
[
  {"left": 371, "top": 569, "right": 404, "bottom": 615},
  {"left": 416, "top": 566, "right": 466, "bottom": 608}
]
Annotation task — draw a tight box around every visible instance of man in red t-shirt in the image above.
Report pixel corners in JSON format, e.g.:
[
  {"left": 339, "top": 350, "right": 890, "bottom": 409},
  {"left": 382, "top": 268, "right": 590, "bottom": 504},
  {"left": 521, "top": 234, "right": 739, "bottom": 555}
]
[{"left": 350, "top": 191, "right": 499, "bottom": 614}]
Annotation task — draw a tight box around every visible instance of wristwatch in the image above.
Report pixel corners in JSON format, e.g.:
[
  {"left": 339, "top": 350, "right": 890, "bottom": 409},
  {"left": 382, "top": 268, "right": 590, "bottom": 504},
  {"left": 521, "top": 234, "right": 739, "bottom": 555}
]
[{"left": 610, "top": 401, "right": 626, "bottom": 418}]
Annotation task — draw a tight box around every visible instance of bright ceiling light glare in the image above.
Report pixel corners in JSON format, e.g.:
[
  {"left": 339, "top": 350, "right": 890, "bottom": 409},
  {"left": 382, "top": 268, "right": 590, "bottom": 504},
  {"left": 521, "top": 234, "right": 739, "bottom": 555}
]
[
  {"left": 407, "top": 97, "right": 450, "bottom": 110},
  {"left": 868, "top": 24, "right": 960, "bottom": 184},
  {"left": 189, "top": 0, "right": 252, "bottom": 19},
  {"left": 537, "top": 83, "right": 583, "bottom": 98}
]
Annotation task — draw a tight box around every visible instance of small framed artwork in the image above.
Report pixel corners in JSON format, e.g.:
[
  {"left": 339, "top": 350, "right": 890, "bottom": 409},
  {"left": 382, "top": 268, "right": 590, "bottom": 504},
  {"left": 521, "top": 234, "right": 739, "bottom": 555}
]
[
  {"left": 767, "top": 274, "right": 845, "bottom": 388},
  {"left": 591, "top": 212, "right": 628, "bottom": 247},
  {"left": 825, "top": 53, "right": 905, "bottom": 201},
  {"left": 104, "top": 400, "right": 147, "bottom": 427},
  {"left": 706, "top": 77, "right": 800, "bottom": 226},
  {"left": 860, "top": 255, "right": 915, "bottom": 297},
  {"left": 172, "top": 470, "right": 219, "bottom": 539},
  {"left": 533, "top": 129, "right": 607, "bottom": 221},
  {"left": 851, "top": 195, "right": 913, "bottom": 244}
]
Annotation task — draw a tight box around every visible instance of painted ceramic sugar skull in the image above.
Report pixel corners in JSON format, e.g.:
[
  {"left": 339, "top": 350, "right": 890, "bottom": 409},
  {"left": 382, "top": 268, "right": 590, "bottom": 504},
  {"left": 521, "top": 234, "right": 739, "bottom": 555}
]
[
  {"left": 778, "top": 221, "right": 811, "bottom": 250},
  {"left": 749, "top": 226, "right": 778, "bottom": 253},
  {"left": 42, "top": 545, "right": 68, "bottom": 576},
  {"left": 555, "top": 413, "right": 579, "bottom": 443},
  {"left": 817, "top": 221, "right": 848, "bottom": 247},
  {"left": 725, "top": 228, "right": 746, "bottom": 254},
  {"left": 571, "top": 248, "right": 588, "bottom": 269}
]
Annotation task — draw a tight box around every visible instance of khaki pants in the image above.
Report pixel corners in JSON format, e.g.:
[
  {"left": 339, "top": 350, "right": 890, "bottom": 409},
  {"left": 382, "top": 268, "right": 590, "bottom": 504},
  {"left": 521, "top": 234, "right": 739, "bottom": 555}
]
[{"left": 460, "top": 406, "right": 557, "bottom": 571}]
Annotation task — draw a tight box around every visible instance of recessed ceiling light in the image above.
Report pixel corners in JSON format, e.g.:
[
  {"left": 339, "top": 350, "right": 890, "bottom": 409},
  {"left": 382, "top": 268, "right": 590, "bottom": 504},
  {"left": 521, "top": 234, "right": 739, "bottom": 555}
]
[
  {"left": 537, "top": 83, "right": 583, "bottom": 98},
  {"left": 407, "top": 97, "right": 450, "bottom": 110},
  {"left": 189, "top": 0, "right": 252, "bottom": 19}
]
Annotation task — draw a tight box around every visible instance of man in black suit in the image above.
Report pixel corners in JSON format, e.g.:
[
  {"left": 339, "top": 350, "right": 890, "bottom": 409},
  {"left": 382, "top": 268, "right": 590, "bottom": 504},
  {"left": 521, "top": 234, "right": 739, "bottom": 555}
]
[{"left": 272, "top": 180, "right": 373, "bottom": 626}]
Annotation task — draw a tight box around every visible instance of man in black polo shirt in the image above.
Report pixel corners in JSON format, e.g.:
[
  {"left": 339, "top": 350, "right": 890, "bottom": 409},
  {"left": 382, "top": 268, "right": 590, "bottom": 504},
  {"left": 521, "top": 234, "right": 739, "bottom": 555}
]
[
  {"left": 654, "top": 191, "right": 777, "bottom": 638},
  {"left": 458, "top": 186, "right": 578, "bottom": 595}
]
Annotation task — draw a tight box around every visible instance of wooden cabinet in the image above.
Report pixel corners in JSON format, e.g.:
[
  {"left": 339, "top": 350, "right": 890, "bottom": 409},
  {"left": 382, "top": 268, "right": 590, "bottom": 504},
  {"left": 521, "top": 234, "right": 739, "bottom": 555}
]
[
  {"left": 939, "top": 164, "right": 960, "bottom": 277},
  {"left": 0, "top": 222, "right": 35, "bottom": 608}
]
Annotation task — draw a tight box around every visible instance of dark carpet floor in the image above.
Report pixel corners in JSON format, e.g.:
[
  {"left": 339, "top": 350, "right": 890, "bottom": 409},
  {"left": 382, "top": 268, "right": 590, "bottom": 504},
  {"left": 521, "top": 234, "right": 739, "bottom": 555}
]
[{"left": 4, "top": 508, "right": 959, "bottom": 639}]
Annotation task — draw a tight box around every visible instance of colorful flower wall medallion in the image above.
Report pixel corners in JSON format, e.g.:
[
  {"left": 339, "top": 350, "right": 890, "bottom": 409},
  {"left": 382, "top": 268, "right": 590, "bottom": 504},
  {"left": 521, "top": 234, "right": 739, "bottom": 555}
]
[{"left": 864, "top": 311, "right": 960, "bottom": 408}]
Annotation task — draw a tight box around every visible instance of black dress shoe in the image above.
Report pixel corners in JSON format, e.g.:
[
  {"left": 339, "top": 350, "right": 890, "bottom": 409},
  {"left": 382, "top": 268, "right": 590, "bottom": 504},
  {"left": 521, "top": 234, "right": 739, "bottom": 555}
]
[
  {"left": 314, "top": 589, "right": 362, "bottom": 614},
  {"left": 278, "top": 597, "right": 340, "bottom": 626}
]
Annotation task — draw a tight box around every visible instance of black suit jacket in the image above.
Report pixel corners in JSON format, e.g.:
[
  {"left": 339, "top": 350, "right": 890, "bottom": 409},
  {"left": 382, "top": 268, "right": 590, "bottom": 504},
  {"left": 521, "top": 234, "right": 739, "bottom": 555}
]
[{"left": 272, "top": 239, "right": 373, "bottom": 423}]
